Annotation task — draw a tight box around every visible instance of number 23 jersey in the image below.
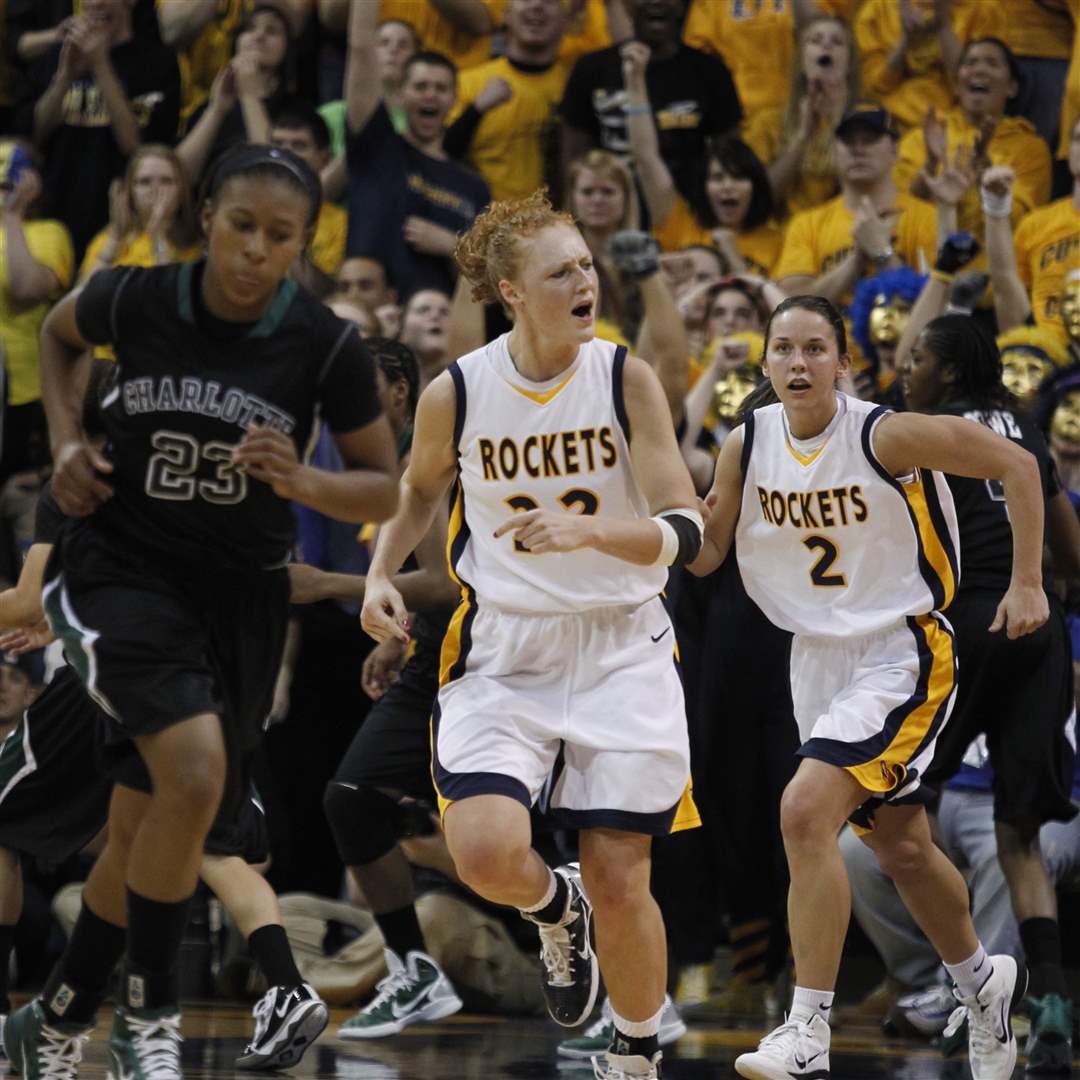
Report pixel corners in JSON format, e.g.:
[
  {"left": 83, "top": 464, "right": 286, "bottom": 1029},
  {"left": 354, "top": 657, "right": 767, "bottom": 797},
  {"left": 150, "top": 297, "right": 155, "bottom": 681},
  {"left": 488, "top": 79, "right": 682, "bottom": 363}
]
[
  {"left": 447, "top": 333, "right": 666, "bottom": 613},
  {"left": 735, "top": 393, "right": 961, "bottom": 638},
  {"left": 74, "top": 262, "right": 381, "bottom": 571}
]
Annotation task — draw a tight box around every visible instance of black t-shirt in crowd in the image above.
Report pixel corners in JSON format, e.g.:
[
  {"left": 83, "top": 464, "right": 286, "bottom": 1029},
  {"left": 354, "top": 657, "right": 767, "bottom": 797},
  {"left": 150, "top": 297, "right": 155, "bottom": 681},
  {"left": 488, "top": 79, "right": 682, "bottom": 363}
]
[
  {"left": 559, "top": 43, "right": 741, "bottom": 211},
  {"left": 18, "top": 36, "right": 180, "bottom": 259},
  {"left": 74, "top": 261, "right": 382, "bottom": 572},
  {"left": 346, "top": 103, "right": 490, "bottom": 297},
  {"left": 936, "top": 400, "right": 1059, "bottom": 594}
]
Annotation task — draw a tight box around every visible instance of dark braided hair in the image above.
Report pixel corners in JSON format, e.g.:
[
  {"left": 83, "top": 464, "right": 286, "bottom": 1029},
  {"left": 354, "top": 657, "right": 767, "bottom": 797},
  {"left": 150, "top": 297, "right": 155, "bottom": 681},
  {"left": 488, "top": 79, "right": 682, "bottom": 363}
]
[
  {"left": 366, "top": 336, "right": 420, "bottom": 418},
  {"left": 919, "top": 314, "right": 1013, "bottom": 410}
]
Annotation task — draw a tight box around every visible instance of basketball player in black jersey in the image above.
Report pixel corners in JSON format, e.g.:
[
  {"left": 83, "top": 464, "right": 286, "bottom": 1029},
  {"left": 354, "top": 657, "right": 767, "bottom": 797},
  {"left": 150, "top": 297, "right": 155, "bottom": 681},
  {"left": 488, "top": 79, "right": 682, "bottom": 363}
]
[
  {"left": 5, "top": 145, "right": 398, "bottom": 1080},
  {"left": 901, "top": 315, "right": 1080, "bottom": 1074}
]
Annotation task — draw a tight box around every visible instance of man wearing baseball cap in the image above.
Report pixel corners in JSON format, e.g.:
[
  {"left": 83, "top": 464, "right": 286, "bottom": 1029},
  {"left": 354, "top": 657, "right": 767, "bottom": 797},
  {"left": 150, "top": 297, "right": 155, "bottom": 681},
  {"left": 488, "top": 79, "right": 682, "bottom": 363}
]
[{"left": 774, "top": 100, "right": 942, "bottom": 308}]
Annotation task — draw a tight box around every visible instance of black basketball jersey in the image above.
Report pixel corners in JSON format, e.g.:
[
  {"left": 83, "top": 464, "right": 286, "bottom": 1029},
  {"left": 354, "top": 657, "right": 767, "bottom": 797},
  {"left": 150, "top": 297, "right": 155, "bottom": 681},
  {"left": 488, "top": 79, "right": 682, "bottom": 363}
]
[
  {"left": 936, "top": 401, "right": 1059, "bottom": 594},
  {"left": 75, "top": 262, "right": 382, "bottom": 570},
  {"left": 33, "top": 481, "right": 66, "bottom": 546}
]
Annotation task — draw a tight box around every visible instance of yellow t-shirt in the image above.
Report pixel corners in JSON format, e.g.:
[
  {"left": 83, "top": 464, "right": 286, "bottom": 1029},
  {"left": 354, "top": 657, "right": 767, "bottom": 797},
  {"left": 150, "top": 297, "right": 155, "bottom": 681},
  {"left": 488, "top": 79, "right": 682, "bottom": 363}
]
[
  {"left": 774, "top": 192, "right": 938, "bottom": 305},
  {"left": 559, "top": 0, "right": 611, "bottom": 67},
  {"left": 448, "top": 56, "right": 569, "bottom": 201},
  {"left": 80, "top": 229, "right": 203, "bottom": 359},
  {"left": 1013, "top": 197, "right": 1080, "bottom": 346},
  {"left": 380, "top": 0, "right": 507, "bottom": 72},
  {"left": 311, "top": 201, "right": 347, "bottom": 277},
  {"left": 742, "top": 106, "right": 840, "bottom": 215},
  {"left": 895, "top": 109, "right": 1052, "bottom": 236},
  {"left": 652, "top": 195, "right": 785, "bottom": 279},
  {"left": 156, "top": 0, "right": 252, "bottom": 131},
  {"left": 855, "top": 0, "right": 1003, "bottom": 129},
  {"left": 993, "top": 0, "right": 1072, "bottom": 61},
  {"left": 682, "top": 0, "right": 795, "bottom": 117},
  {"left": 0, "top": 220, "right": 73, "bottom": 406}
]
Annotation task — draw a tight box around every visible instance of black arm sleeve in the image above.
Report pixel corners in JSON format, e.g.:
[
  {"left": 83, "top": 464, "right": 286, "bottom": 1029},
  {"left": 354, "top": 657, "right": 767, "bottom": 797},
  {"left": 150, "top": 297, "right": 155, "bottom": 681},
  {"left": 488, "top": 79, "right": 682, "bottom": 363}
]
[
  {"left": 443, "top": 104, "right": 483, "bottom": 160},
  {"left": 318, "top": 325, "right": 383, "bottom": 433}
]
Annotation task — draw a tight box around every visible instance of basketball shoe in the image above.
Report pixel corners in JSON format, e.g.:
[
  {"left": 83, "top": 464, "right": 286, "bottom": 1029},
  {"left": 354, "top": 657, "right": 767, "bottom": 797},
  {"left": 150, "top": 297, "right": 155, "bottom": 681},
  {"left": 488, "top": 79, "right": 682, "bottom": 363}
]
[
  {"left": 107, "top": 1005, "right": 183, "bottom": 1080},
  {"left": 591, "top": 1050, "right": 662, "bottom": 1078},
  {"left": 523, "top": 865, "right": 599, "bottom": 1027},
  {"left": 234, "top": 983, "right": 328, "bottom": 1069},
  {"left": 557, "top": 996, "right": 686, "bottom": 1059},
  {"left": 1025, "top": 992, "right": 1073, "bottom": 1075},
  {"left": 5, "top": 999, "right": 90, "bottom": 1080},
  {"left": 338, "top": 950, "right": 462, "bottom": 1039},
  {"left": 734, "top": 1013, "right": 830, "bottom": 1079},
  {"left": 942, "top": 954, "right": 1026, "bottom": 1080}
]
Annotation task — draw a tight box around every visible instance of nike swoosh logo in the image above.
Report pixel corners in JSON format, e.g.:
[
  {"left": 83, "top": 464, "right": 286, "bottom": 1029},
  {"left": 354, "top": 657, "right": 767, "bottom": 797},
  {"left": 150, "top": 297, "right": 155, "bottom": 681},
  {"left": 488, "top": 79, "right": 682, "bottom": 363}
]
[
  {"left": 793, "top": 1050, "right": 824, "bottom": 1070},
  {"left": 650, "top": 628, "right": 670, "bottom": 643},
  {"left": 997, "top": 998, "right": 1010, "bottom": 1044},
  {"left": 275, "top": 995, "right": 297, "bottom": 1019},
  {"left": 391, "top": 983, "right": 434, "bottom": 1019}
]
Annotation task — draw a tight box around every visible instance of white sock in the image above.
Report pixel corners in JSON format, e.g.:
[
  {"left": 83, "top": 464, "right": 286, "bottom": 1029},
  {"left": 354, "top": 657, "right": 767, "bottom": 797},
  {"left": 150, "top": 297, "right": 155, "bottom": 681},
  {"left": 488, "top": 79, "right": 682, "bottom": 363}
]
[
  {"left": 519, "top": 868, "right": 558, "bottom": 915},
  {"left": 945, "top": 944, "right": 991, "bottom": 1001},
  {"left": 789, "top": 985, "right": 834, "bottom": 1025}
]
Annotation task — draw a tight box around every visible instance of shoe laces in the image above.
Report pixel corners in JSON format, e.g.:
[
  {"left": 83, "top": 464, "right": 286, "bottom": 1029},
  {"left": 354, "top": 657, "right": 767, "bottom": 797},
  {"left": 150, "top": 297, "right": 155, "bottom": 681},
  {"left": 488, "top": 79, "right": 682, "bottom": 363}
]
[
  {"left": 36, "top": 1024, "right": 88, "bottom": 1080},
  {"left": 944, "top": 993, "right": 1002, "bottom": 1057},
  {"left": 125, "top": 1013, "right": 182, "bottom": 1080},
  {"left": 591, "top": 1053, "right": 656, "bottom": 1079},
  {"left": 368, "top": 962, "right": 419, "bottom": 1010},
  {"left": 538, "top": 920, "right": 575, "bottom": 988}
]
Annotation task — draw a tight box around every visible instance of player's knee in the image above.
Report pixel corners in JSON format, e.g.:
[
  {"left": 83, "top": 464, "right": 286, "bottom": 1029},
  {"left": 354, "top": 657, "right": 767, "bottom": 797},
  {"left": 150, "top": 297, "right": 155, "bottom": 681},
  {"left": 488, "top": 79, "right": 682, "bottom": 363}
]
[
  {"left": 153, "top": 756, "right": 225, "bottom": 820},
  {"left": 580, "top": 857, "right": 644, "bottom": 921},
  {"left": 780, "top": 781, "right": 835, "bottom": 851},
  {"left": 323, "top": 781, "right": 401, "bottom": 866},
  {"left": 450, "top": 833, "right": 528, "bottom": 896},
  {"left": 873, "top": 836, "right": 928, "bottom": 881}
]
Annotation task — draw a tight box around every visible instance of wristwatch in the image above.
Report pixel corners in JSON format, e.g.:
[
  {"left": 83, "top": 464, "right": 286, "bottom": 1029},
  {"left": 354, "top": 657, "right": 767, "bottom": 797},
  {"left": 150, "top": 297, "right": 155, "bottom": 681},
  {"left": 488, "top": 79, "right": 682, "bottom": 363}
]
[{"left": 870, "top": 244, "right": 895, "bottom": 267}]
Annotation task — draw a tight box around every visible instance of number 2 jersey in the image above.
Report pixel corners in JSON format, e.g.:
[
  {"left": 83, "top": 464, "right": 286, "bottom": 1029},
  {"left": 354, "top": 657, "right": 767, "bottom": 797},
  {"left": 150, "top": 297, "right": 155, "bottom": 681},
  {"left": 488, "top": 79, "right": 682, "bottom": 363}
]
[
  {"left": 735, "top": 393, "right": 960, "bottom": 638},
  {"left": 447, "top": 333, "right": 666, "bottom": 613},
  {"left": 74, "top": 261, "right": 381, "bottom": 570}
]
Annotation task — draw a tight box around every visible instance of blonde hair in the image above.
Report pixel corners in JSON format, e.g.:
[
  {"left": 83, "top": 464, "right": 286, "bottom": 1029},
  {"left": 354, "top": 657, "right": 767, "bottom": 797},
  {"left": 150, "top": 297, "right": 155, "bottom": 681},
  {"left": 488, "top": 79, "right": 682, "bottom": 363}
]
[
  {"left": 453, "top": 189, "right": 576, "bottom": 305},
  {"left": 567, "top": 149, "right": 640, "bottom": 233},
  {"left": 124, "top": 144, "right": 199, "bottom": 250}
]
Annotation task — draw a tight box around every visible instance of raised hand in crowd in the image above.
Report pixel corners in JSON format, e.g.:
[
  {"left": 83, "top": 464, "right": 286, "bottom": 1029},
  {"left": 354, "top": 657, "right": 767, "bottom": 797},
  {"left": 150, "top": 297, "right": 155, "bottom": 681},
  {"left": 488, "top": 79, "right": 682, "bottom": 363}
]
[
  {"left": 921, "top": 144, "right": 975, "bottom": 209},
  {"left": 473, "top": 76, "right": 513, "bottom": 115},
  {"left": 851, "top": 195, "right": 902, "bottom": 266},
  {"left": 3, "top": 169, "right": 41, "bottom": 220},
  {"left": 402, "top": 216, "right": 458, "bottom": 257}
]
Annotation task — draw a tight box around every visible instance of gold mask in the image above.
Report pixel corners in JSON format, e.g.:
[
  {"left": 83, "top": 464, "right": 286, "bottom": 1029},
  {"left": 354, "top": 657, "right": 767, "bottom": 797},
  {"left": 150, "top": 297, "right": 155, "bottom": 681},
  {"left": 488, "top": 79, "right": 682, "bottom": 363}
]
[
  {"left": 1001, "top": 347, "right": 1053, "bottom": 406},
  {"left": 1051, "top": 390, "right": 1080, "bottom": 445},
  {"left": 868, "top": 294, "right": 913, "bottom": 348},
  {"left": 712, "top": 365, "right": 759, "bottom": 425},
  {"left": 1061, "top": 273, "right": 1080, "bottom": 343}
]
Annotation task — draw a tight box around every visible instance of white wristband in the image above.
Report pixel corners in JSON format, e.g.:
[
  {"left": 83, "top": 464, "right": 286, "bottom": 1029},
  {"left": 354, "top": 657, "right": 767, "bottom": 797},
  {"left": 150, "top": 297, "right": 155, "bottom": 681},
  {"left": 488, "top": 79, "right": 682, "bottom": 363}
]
[
  {"left": 651, "top": 516, "right": 679, "bottom": 566},
  {"left": 981, "top": 188, "right": 1012, "bottom": 219}
]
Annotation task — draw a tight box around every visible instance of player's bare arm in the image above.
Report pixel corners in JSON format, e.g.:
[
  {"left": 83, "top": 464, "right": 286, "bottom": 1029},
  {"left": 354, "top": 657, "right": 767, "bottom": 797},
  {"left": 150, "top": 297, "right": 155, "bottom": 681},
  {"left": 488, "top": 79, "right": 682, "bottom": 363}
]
[
  {"left": 362, "top": 371, "right": 459, "bottom": 644},
  {"left": 687, "top": 426, "right": 744, "bottom": 577},
  {"left": 39, "top": 291, "right": 114, "bottom": 517},
  {"left": 496, "top": 357, "right": 700, "bottom": 564},
  {"left": 874, "top": 410, "right": 1047, "bottom": 638}
]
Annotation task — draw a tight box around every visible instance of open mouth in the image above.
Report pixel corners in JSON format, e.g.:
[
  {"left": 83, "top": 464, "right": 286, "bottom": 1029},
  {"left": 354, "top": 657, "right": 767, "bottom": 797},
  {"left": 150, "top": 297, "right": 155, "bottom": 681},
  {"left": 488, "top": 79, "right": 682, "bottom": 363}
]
[
  {"left": 816, "top": 53, "right": 834, "bottom": 67},
  {"left": 966, "top": 80, "right": 990, "bottom": 95},
  {"left": 788, "top": 379, "right": 811, "bottom": 392},
  {"left": 572, "top": 301, "right": 594, "bottom": 320},
  {"left": 718, "top": 196, "right": 740, "bottom": 210}
]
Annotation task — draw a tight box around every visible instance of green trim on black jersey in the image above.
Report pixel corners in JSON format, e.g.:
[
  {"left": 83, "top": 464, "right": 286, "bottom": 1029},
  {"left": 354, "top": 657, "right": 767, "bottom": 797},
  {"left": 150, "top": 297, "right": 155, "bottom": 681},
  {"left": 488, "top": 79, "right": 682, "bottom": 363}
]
[{"left": 177, "top": 260, "right": 300, "bottom": 339}]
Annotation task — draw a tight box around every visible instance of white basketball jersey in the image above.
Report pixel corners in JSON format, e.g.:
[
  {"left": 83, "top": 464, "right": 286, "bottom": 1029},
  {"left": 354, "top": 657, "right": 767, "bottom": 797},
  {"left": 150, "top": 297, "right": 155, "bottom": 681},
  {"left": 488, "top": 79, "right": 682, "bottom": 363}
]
[
  {"left": 446, "top": 333, "right": 666, "bottom": 613},
  {"left": 735, "top": 393, "right": 960, "bottom": 638}
]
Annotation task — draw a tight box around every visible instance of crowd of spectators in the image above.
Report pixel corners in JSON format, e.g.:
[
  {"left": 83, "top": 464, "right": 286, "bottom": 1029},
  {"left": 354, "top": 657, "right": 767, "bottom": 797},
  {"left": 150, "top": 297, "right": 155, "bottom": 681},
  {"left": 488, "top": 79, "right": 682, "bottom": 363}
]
[{"left": 1, "top": 0, "right": 1080, "bottom": 1039}]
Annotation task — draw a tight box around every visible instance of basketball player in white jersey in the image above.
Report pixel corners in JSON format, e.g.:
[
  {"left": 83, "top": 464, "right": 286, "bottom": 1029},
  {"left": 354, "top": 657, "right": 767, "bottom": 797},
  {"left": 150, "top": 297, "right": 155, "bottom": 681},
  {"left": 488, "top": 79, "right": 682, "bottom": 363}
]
[
  {"left": 360, "top": 191, "right": 702, "bottom": 1080},
  {"left": 690, "top": 296, "right": 1047, "bottom": 1080}
]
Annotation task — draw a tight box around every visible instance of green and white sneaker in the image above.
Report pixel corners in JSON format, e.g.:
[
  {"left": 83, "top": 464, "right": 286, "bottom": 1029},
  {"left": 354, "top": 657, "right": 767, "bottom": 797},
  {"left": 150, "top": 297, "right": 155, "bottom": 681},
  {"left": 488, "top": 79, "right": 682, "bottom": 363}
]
[
  {"left": 1025, "top": 993, "right": 1073, "bottom": 1075},
  {"left": 5, "top": 1000, "right": 90, "bottom": 1080},
  {"left": 557, "top": 996, "right": 687, "bottom": 1060},
  {"left": 337, "top": 950, "right": 462, "bottom": 1040},
  {"left": 107, "top": 1006, "right": 183, "bottom": 1080}
]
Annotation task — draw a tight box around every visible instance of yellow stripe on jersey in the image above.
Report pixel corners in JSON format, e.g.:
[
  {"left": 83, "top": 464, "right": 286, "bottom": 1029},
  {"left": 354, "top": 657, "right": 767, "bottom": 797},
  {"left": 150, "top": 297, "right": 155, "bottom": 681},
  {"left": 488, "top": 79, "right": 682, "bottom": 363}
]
[
  {"left": 438, "top": 595, "right": 471, "bottom": 688},
  {"left": 783, "top": 433, "right": 831, "bottom": 468},
  {"left": 902, "top": 470, "right": 957, "bottom": 610},
  {"left": 446, "top": 480, "right": 466, "bottom": 589},
  {"left": 845, "top": 614, "right": 954, "bottom": 797},
  {"left": 429, "top": 715, "right": 453, "bottom": 823},
  {"left": 504, "top": 365, "right": 580, "bottom": 406},
  {"left": 671, "top": 782, "right": 701, "bottom": 833}
]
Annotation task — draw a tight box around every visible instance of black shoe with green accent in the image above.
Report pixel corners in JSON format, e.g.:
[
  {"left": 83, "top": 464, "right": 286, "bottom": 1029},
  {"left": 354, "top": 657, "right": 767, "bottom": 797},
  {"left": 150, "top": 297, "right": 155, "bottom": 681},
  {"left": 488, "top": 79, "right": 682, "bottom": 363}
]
[
  {"left": 107, "top": 1005, "right": 183, "bottom": 1080},
  {"left": 1025, "top": 993, "right": 1073, "bottom": 1075},
  {"left": 4, "top": 999, "right": 90, "bottom": 1080}
]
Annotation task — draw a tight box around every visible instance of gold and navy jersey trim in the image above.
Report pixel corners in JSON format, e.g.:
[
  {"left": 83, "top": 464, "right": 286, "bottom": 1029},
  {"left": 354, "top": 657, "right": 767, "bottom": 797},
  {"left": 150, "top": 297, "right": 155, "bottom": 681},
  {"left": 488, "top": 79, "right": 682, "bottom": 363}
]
[
  {"left": 861, "top": 406, "right": 959, "bottom": 611},
  {"left": 784, "top": 434, "right": 830, "bottom": 468},
  {"left": 799, "top": 612, "right": 956, "bottom": 797},
  {"left": 739, "top": 409, "right": 755, "bottom": 478},
  {"left": 505, "top": 365, "right": 580, "bottom": 405},
  {"left": 447, "top": 361, "right": 466, "bottom": 452},
  {"left": 612, "top": 345, "right": 630, "bottom": 442}
]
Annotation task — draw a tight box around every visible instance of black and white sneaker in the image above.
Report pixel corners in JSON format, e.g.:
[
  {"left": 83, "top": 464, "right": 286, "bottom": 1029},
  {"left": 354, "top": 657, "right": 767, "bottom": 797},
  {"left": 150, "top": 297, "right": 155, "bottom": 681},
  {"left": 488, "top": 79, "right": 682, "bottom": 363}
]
[
  {"left": 234, "top": 983, "right": 328, "bottom": 1070},
  {"left": 524, "top": 865, "right": 599, "bottom": 1028}
]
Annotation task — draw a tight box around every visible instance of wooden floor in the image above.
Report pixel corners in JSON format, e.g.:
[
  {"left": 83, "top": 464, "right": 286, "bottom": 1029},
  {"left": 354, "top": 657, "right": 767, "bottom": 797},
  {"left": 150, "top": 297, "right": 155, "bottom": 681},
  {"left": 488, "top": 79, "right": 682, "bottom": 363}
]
[{"left": 63, "top": 1002, "right": 1072, "bottom": 1078}]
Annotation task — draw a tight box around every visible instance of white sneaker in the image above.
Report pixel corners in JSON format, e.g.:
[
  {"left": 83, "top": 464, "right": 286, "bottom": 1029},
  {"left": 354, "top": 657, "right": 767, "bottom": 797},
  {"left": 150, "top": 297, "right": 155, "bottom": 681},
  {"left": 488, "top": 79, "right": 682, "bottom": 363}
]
[
  {"left": 943, "top": 954, "right": 1026, "bottom": 1080},
  {"left": 734, "top": 1014, "right": 830, "bottom": 1079},
  {"left": 591, "top": 1050, "right": 662, "bottom": 1078}
]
